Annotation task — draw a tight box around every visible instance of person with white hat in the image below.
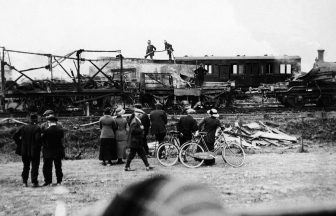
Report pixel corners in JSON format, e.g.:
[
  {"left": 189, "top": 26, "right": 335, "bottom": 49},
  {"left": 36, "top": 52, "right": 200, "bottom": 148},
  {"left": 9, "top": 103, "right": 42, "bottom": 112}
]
[
  {"left": 125, "top": 110, "right": 153, "bottom": 171},
  {"left": 114, "top": 107, "right": 128, "bottom": 164},
  {"left": 198, "top": 108, "right": 221, "bottom": 165},
  {"left": 134, "top": 104, "right": 151, "bottom": 156}
]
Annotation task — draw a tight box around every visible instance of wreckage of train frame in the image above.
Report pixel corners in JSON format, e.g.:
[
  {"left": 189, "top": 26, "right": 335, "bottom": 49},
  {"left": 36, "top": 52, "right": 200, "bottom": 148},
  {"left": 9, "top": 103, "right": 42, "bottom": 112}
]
[{"left": 1, "top": 47, "right": 333, "bottom": 114}]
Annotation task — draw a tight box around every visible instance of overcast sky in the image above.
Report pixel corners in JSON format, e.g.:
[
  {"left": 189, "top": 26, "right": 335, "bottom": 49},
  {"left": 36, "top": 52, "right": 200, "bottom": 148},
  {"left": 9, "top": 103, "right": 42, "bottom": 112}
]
[{"left": 1, "top": 0, "right": 336, "bottom": 78}]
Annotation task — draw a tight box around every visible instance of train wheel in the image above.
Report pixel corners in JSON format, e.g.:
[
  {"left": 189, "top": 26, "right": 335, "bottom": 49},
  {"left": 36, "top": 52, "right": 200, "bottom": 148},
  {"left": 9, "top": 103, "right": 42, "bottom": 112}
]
[
  {"left": 287, "top": 95, "right": 306, "bottom": 108},
  {"left": 317, "top": 96, "right": 334, "bottom": 107}
]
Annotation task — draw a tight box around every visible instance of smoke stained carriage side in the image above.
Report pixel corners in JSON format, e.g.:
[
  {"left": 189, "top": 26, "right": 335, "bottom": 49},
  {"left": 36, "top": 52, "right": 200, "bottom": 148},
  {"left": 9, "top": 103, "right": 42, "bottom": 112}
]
[{"left": 175, "top": 55, "right": 301, "bottom": 90}]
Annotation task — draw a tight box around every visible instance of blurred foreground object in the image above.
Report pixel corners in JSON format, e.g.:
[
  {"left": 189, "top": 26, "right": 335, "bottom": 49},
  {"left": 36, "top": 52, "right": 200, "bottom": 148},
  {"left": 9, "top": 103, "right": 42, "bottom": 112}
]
[{"left": 79, "top": 175, "right": 226, "bottom": 216}]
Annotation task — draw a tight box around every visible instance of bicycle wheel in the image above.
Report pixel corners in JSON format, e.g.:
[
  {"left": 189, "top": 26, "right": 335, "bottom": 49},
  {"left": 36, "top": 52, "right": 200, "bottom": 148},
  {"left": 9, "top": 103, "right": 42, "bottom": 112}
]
[
  {"left": 156, "top": 142, "right": 179, "bottom": 166},
  {"left": 179, "top": 142, "right": 205, "bottom": 168},
  {"left": 222, "top": 143, "right": 245, "bottom": 167}
]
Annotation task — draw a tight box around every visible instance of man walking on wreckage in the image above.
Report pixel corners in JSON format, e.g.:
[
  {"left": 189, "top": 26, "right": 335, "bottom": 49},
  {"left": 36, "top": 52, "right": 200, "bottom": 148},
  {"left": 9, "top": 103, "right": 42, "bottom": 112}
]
[
  {"left": 164, "top": 40, "right": 174, "bottom": 61},
  {"left": 144, "top": 40, "right": 156, "bottom": 59}
]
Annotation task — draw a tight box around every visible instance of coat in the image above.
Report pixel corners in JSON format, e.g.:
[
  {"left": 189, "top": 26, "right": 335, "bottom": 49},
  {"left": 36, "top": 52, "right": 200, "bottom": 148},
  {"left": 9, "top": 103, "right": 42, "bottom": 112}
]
[
  {"left": 146, "top": 44, "right": 156, "bottom": 57},
  {"left": 150, "top": 109, "right": 167, "bottom": 135},
  {"left": 139, "top": 112, "right": 150, "bottom": 136},
  {"left": 127, "top": 117, "right": 144, "bottom": 149},
  {"left": 42, "top": 125, "right": 65, "bottom": 159},
  {"left": 99, "top": 115, "right": 116, "bottom": 138},
  {"left": 177, "top": 115, "right": 198, "bottom": 140},
  {"left": 115, "top": 116, "right": 128, "bottom": 141},
  {"left": 198, "top": 116, "right": 221, "bottom": 151},
  {"left": 13, "top": 123, "right": 42, "bottom": 158}
]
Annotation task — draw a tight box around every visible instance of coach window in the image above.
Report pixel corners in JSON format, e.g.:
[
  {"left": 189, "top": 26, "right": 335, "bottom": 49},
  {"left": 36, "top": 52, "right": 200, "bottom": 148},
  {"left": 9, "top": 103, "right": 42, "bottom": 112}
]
[
  {"left": 238, "top": 65, "right": 244, "bottom": 75},
  {"left": 280, "top": 64, "right": 286, "bottom": 74},
  {"left": 286, "top": 64, "right": 292, "bottom": 74},
  {"left": 206, "top": 65, "right": 212, "bottom": 74},
  {"left": 267, "top": 64, "right": 272, "bottom": 74},
  {"left": 233, "top": 65, "right": 238, "bottom": 74}
]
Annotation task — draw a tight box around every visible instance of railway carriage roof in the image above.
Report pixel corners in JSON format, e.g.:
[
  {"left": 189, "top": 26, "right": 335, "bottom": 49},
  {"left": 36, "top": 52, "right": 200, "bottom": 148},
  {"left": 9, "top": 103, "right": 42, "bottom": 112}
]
[{"left": 175, "top": 55, "right": 301, "bottom": 61}]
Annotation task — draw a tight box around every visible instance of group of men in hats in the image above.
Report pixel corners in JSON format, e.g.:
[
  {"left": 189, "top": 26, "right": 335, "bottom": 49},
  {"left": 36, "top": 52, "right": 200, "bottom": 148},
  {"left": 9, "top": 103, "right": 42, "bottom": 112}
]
[{"left": 13, "top": 110, "right": 64, "bottom": 187}]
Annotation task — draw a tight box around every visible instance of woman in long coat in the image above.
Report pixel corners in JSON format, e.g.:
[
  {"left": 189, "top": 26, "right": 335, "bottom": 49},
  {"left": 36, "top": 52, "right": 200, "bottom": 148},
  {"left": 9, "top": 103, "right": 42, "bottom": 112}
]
[
  {"left": 114, "top": 108, "right": 128, "bottom": 164},
  {"left": 99, "top": 107, "right": 117, "bottom": 166},
  {"left": 125, "top": 111, "right": 153, "bottom": 171}
]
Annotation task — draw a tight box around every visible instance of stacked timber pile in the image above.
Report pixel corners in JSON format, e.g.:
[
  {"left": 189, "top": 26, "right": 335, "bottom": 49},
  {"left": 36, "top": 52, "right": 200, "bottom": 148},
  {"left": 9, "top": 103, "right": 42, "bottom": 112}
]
[{"left": 222, "top": 120, "right": 298, "bottom": 150}]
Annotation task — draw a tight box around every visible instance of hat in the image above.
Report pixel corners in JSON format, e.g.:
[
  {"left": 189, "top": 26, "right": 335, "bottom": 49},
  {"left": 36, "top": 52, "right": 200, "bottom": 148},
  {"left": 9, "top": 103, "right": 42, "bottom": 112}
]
[
  {"left": 134, "top": 108, "right": 145, "bottom": 114},
  {"left": 155, "top": 103, "right": 163, "bottom": 109},
  {"left": 104, "top": 107, "right": 111, "bottom": 115},
  {"left": 185, "top": 108, "right": 196, "bottom": 114},
  {"left": 134, "top": 103, "right": 142, "bottom": 109},
  {"left": 207, "top": 109, "right": 219, "bottom": 118},
  {"left": 46, "top": 114, "right": 58, "bottom": 122},
  {"left": 30, "top": 113, "right": 38, "bottom": 121},
  {"left": 43, "top": 110, "right": 54, "bottom": 116},
  {"left": 115, "top": 108, "right": 125, "bottom": 116}
]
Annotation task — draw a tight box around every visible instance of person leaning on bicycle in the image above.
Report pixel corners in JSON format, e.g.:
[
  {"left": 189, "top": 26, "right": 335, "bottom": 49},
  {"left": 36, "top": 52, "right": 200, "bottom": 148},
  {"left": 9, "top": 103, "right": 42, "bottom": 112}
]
[
  {"left": 176, "top": 106, "right": 198, "bottom": 145},
  {"left": 198, "top": 108, "right": 221, "bottom": 166}
]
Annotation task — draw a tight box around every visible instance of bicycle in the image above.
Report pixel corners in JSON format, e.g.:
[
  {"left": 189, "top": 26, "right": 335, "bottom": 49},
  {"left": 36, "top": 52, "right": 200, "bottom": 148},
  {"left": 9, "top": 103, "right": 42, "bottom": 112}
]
[
  {"left": 156, "top": 131, "right": 181, "bottom": 166},
  {"left": 178, "top": 129, "right": 246, "bottom": 168}
]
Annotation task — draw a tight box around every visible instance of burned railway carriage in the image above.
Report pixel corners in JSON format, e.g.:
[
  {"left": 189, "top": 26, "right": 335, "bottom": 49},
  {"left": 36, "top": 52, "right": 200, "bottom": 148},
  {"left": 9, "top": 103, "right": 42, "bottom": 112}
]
[
  {"left": 0, "top": 49, "right": 302, "bottom": 113},
  {"left": 175, "top": 55, "right": 301, "bottom": 90}
]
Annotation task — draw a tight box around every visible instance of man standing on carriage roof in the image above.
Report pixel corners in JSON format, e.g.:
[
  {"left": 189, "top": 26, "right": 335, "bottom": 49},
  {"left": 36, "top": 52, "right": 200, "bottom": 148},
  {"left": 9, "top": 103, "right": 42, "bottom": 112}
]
[
  {"left": 145, "top": 40, "right": 156, "bottom": 59},
  {"left": 164, "top": 40, "right": 174, "bottom": 61}
]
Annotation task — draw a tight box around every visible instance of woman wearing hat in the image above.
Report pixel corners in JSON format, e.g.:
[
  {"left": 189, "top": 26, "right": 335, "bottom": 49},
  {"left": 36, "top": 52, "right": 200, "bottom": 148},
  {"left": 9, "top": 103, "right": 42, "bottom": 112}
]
[
  {"left": 114, "top": 108, "right": 128, "bottom": 164},
  {"left": 198, "top": 109, "right": 221, "bottom": 165},
  {"left": 99, "top": 108, "right": 117, "bottom": 166}
]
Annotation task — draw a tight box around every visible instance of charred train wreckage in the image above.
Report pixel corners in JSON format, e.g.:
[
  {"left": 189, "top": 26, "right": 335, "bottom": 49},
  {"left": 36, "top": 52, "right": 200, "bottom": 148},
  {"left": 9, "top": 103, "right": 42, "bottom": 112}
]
[{"left": 0, "top": 47, "right": 335, "bottom": 115}]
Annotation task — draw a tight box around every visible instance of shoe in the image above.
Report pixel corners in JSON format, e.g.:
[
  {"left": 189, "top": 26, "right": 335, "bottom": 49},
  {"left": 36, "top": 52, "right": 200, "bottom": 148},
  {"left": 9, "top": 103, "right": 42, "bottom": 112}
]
[
  {"left": 107, "top": 163, "right": 113, "bottom": 166},
  {"left": 101, "top": 162, "right": 107, "bottom": 166},
  {"left": 145, "top": 166, "right": 154, "bottom": 171},
  {"left": 116, "top": 160, "right": 125, "bottom": 165},
  {"left": 56, "top": 182, "right": 62, "bottom": 186},
  {"left": 23, "top": 182, "right": 28, "bottom": 187},
  {"left": 42, "top": 182, "right": 51, "bottom": 187},
  {"left": 32, "top": 183, "right": 39, "bottom": 188},
  {"left": 124, "top": 167, "right": 135, "bottom": 171}
]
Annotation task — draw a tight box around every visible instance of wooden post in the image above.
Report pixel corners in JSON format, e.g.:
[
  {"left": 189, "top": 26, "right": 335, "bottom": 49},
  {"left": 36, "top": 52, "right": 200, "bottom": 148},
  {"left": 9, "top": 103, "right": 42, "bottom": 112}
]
[
  {"left": 1, "top": 47, "right": 5, "bottom": 112},
  {"left": 76, "top": 50, "right": 83, "bottom": 91},
  {"left": 49, "top": 54, "right": 53, "bottom": 80},
  {"left": 85, "top": 102, "right": 90, "bottom": 116}
]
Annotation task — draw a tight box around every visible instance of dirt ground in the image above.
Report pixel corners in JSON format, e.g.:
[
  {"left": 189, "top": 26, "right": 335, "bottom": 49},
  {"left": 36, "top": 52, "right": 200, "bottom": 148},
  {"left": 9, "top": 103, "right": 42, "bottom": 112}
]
[{"left": 1, "top": 143, "right": 336, "bottom": 216}]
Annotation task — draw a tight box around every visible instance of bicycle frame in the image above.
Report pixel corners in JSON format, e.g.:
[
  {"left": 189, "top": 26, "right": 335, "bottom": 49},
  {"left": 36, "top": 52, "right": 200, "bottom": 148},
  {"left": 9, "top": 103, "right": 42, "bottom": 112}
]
[{"left": 195, "top": 129, "right": 232, "bottom": 155}]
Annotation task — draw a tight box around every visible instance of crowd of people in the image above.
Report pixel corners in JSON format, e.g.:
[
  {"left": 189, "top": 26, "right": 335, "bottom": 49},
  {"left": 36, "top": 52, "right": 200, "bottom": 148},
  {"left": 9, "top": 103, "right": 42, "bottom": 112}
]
[{"left": 13, "top": 102, "right": 222, "bottom": 187}]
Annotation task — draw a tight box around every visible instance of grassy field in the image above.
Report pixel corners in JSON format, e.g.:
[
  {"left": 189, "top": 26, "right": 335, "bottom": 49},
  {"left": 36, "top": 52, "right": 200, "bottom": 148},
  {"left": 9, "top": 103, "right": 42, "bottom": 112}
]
[{"left": 1, "top": 144, "right": 336, "bottom": 216}]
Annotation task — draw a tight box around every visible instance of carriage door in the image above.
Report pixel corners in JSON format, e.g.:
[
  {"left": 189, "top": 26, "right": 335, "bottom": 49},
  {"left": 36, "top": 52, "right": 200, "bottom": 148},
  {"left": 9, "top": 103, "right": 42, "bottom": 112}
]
[{"left": 219, "top": 65, "right": 230, "bottom": 81}]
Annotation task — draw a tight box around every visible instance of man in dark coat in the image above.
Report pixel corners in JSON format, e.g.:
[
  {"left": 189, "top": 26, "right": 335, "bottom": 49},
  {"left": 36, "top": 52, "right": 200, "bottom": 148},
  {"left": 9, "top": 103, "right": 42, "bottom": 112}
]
[
  {"left": 13, "top": 114, "right": 42, "bottom": 187},
  {"left": 177, "top": 108, "right": 198, "bottom": 145},
  {"left": 164, "top": 40, "right": 174, "bottom": 61},
  {"left": 42, "top": 115, "right": 65, "bottom": 186},
  {"left": 194, "top": 64, "right": 207, "bottom": 87},
  {"left": 134, "top": 104, "right": 151, "bottom": 156},
  {"left": 125, "top": 112, "right": 153, "bottom": 171},
  {"left": 145, "top": 40, "right": 156, "bottom": 59},
  {"left": 198, "top": 109, "right": 221, "bottom": 165},
  {"left": 149, "top": 103, "right": 168, "bottom": 144}
]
